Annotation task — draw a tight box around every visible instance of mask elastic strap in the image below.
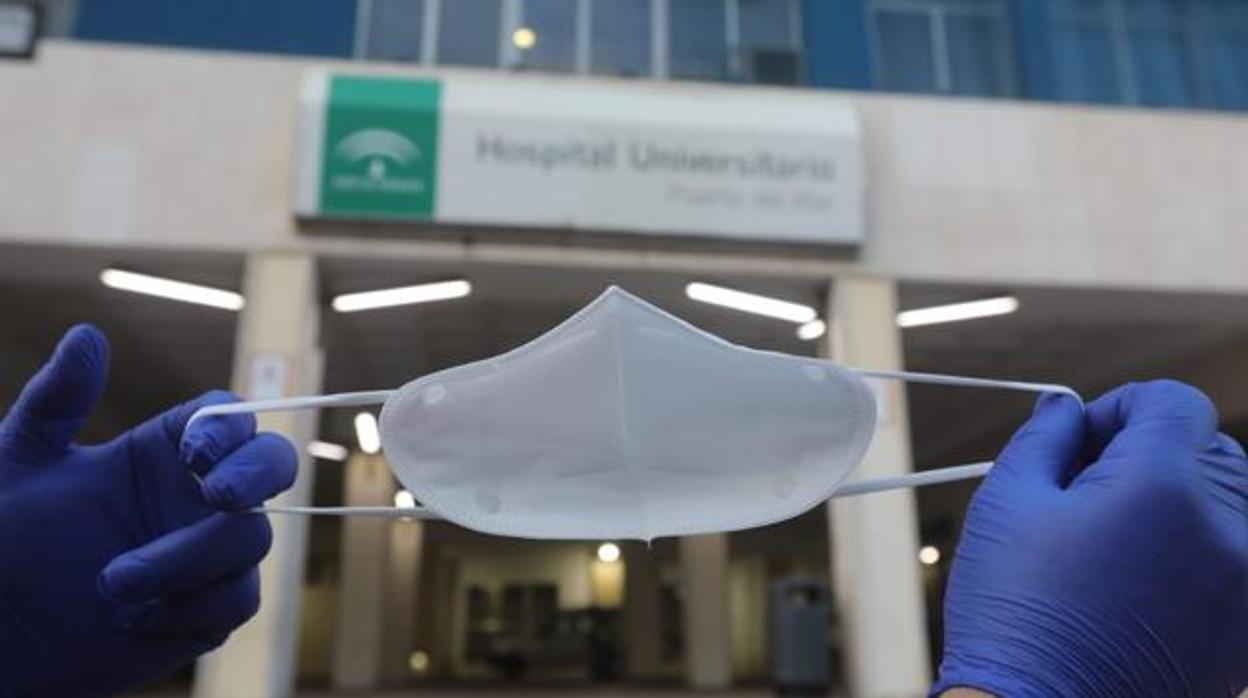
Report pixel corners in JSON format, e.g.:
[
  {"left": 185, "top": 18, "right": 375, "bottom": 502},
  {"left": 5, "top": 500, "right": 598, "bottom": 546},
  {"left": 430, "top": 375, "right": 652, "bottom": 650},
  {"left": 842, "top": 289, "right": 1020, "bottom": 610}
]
[
  {"left": 186, "top": 390, "right": 395, "bottom": 430},
  {"left": 185, "top": 372, "right": 1079, "bottom": 519},
  {"left": 847, "top": 367, "right": 1082, "bottom": 402}
]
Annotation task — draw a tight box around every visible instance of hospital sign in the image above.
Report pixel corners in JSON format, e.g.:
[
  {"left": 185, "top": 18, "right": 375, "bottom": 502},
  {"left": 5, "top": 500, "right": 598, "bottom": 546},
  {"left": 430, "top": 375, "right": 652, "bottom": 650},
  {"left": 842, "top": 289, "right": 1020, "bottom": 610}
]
[{"left": 294, "top": 71, "right": 864, "bottom": 245}]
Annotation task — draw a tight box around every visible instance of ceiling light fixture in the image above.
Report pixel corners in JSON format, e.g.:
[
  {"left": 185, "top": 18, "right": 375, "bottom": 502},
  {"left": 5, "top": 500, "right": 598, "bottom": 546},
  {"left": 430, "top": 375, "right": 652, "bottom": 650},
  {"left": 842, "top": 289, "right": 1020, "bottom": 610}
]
[
  {"left": 512, "top": 26, "right": 537, "bottom": 50},
  {"left": 331, "top": 279, "right": 471, "bottom": 313},
  {"left": 796, "top": 319, "right": 827, "bottom": 341},
  {"left": 306, "top": 440, "right": 349, "bottom": 462},
  {"left": 354, "top": 412, "right": 381, "bottom": 455},
  {"left": 100, "top": 268, "right": 244, "bottom": 311},
  {"left": 394, "top": 490, "right": 417, "bottom": 509},
  {"left": 897, "top": 296, "right": 1019, "bottom": 329},
  {"left": 596, "top": 542, "right": 621, "bottom": 564},
  {"left": 686, "top": 282, "right": 817, "bottom": 324}
]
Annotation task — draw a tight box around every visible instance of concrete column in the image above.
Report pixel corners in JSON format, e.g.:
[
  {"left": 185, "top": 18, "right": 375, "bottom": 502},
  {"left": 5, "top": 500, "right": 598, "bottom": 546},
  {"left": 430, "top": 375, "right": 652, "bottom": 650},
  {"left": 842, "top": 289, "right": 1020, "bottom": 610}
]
[
  {"left": 423, "top": 548, "right": 459, "bottom": 678},
  {"left": 331, "top": 454, "right": 396, "bottom": 690},
  {"left": 823, "top": 276, "right": 931, "bottom": 697},
  {"left": 381, "top": 517, "right": 425, "bottom": 684},
  {"left": 193, "top": 252, "right": 322, "bottom": 698},
  {"left": 728, "top": 556, "right": 768, "bottom": 680},
  {"left": 678, "top": 534, "right": 731, "bottom": 689},
  {"left": 622, "top": 543, "right": 663, "bottom": 680}
]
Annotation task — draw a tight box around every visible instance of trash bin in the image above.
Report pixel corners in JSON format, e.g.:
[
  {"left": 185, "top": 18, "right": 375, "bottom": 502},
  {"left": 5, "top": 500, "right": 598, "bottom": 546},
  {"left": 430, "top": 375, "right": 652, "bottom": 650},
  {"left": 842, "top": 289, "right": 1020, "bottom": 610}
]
[{"left": 771, "top": 578, "right": 830, "bottom": 697}]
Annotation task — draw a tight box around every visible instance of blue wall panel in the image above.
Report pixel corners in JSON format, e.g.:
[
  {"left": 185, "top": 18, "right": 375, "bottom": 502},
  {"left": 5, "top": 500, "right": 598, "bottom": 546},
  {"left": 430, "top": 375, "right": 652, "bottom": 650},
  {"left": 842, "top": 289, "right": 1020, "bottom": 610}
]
[
  {"left": 67, "top": 0, "right": 1248, "bottom": 113},
  {"left": 803, "top": 0, "right": 871, "bottom": 90},
  {"left": 75, "top": 0, "right": 358, "bottom": 58},
  {"left": 1010, "top": 0, "right": 1055, "bottom": 101}
]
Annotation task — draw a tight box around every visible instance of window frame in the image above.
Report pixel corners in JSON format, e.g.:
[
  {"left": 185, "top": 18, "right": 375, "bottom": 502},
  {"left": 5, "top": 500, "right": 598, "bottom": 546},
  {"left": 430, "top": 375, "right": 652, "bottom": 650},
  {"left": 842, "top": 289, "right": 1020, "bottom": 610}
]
[
  {"left": 1050, "top": 0, "right": 1227, "bottom": 107},
  {"left": 354, "top": 0, "right": 804, "bottom": 84},
  {"left": 867, "top": 0, "right": 1016, "bottom": 97},
  {"left": 667, "top": 0, "right": 804, "bottom": 82}
]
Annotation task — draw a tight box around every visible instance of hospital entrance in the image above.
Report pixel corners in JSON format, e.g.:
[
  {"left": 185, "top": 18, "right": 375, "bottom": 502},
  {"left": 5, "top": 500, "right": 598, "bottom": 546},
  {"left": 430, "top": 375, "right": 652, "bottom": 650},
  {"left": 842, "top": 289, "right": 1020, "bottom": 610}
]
[
  {"left": 2, "top": 242, "right": 1245, "bottom": 696},
  {"left": 303, "top": 258, "right": 836, "bottom": 691}
]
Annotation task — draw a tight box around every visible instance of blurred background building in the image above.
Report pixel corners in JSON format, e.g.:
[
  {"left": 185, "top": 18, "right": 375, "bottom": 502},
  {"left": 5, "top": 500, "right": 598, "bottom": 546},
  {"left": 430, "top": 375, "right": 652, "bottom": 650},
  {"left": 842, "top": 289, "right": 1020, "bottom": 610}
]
[{"left": 1, "top": 1, "right": 1247, "bottom": 696}]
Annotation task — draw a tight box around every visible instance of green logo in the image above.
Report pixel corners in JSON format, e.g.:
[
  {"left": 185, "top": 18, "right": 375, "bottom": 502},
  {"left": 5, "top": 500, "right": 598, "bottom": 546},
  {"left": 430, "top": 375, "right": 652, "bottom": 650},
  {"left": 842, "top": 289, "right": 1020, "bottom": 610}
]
[{"left": 321, "top": 76, "right": 441, "bottom": 218}]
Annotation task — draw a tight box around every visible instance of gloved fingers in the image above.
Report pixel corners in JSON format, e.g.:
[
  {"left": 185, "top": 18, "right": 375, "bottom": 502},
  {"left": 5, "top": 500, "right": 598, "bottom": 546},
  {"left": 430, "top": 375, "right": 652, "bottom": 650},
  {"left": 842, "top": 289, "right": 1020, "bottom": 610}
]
[
  {"left": 142, "top": 568, "right": 261, "bottom": 636},
  {"left": 174, "top": 391, "right": 257, "bottom": 474},
  {"left": 989, "top": 392, "right": 1085, "bottom": 489},
  {"left": 1, "top": 324, "right": 109, "bottom": 457},
  {"left": 98, "top": 512, "right": 272, "bottom": 604},
  {"left": 1211, "top": 432, "right": 1246, "bottom": 459},
  {"left": 133, "top": 390, "right": 256, "bottom": 475},
  {"left": 201, "top": 432, "right": 298, "bottom": 510},
  {"left": 1085, "top": 380, "right": 1218, "bottom": 456},
  {"left": 1204, "top": 434, "right": 1248, "bottom": 499}
]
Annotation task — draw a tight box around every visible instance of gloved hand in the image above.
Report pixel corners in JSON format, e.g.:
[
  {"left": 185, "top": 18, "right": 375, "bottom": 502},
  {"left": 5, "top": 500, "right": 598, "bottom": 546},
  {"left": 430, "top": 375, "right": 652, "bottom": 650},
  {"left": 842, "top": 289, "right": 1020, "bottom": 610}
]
[
  {"left": 0, "top": 325, "right": 297, "bottom": 697},
  {"left": 933, "top": 380, "right": 1248, "bottom": 697}
]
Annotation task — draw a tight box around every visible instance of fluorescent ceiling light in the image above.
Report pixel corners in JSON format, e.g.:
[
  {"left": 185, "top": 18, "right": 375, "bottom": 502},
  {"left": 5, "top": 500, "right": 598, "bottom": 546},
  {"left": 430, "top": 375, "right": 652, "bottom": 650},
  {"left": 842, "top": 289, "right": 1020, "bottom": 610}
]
[
  {"left": 797, "top": 319, "right": 827, "bottom": 341},
  {"left": 306, "top": 440, "right": 348, "bottom": 462},
  {"left": 686, "top": 282, "right": 817, "bottom": 324},
  {"left": 354, "top": 412, "right": 381, "bottom": 455},
  {"left": 897, "top": 296, "right": 1019, "bottom": 329},
  {"left": 100, "top": 268, "right": 244, "bottom": 311},
  {"left": 332, "top": 279, "right": 471, "bottom": 313}
]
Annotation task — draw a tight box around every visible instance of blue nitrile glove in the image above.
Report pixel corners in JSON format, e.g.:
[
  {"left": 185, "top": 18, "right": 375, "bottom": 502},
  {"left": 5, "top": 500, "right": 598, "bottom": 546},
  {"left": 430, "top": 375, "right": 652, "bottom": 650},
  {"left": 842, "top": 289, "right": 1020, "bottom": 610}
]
[
  {"left": 0, "top": 325, "right": 297, "bottom": 697},
  {"left": 933, "top": 380, "right": 1248, "bottom": 697}
]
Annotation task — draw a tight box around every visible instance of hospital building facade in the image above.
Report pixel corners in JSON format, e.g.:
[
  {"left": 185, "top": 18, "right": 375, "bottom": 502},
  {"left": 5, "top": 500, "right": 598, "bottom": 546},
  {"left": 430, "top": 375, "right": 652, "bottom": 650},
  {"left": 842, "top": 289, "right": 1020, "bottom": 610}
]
[{"left": 1, "top": 1, "right": 1247, "bottom": 696}]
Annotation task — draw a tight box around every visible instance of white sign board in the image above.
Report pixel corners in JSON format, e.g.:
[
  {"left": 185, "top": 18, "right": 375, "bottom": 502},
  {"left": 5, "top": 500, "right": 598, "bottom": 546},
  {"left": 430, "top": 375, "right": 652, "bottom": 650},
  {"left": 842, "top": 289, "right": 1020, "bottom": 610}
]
[{"left": 294, "top": 71, "right": 864, "bottom": 245}]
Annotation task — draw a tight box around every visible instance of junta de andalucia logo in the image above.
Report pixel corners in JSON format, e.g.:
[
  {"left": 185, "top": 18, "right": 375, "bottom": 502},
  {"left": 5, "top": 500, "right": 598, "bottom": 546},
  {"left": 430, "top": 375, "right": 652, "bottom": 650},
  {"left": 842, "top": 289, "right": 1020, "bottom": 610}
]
[
  {"left": 331, "top": 128, "right": 426, "bottom": 194},
  {"left": 319, "top": 75, "right": 441, "bottom": 218}
]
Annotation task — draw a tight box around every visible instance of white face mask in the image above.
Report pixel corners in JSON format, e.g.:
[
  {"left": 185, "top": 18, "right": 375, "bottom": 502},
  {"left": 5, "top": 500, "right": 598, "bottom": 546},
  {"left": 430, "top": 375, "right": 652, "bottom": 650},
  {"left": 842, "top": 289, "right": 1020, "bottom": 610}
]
[
  {"left": 190, "top": 287, "right": 1078, "bottom": 541},
  {"left": 379, "top": 287, "right": 876, "bottom": 540}
]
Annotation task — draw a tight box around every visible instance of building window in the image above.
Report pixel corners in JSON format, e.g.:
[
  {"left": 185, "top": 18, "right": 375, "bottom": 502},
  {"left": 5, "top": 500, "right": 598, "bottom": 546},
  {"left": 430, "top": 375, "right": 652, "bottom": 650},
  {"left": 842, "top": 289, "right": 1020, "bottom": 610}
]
[
  {"left": 869, "top": 0, "right": 1015, "bottom": 97},
  {"left": 1198, "top": 2, "right": 1248, "bottom": 109},
  {"left": 516, "top": 0, "right": 578, "bottom": 72},
  {"left": 437, "top": 0, "right": 502, "bottom": 67},
  {"left": 669, "top": 0, "right": 730, "bottom": 80},
  {"left": 738, "top": 0, "right": 805, "bottom": 84},
  {"left": 668, "top": 0, "right": 804, "bottom": 84},
  {"left": 353, "top": 0, "right": 804, "bottom": 85},
  {"left": 1050, "top": 0, "right": 1248, "bottom": 109},
  {"left": 358, "top": 0, "right": 426, "bottom": 63},
  {"left": 590, "top": 0, "right": 651, "bottom": 77}
]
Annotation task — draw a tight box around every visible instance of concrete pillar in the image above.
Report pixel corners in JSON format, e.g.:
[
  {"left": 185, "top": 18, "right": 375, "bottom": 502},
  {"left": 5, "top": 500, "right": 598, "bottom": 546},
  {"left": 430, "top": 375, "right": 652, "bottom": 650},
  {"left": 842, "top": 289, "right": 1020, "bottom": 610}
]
[
  {"left": 622, "top": 543, "right": 663, "bottom": 680},
  {"left": 331, "top": 454, "right": 396, "bottom": 690},
  {"left": 678, "top": 534, "right": 731, "bottom": 689},
  {"left": 823, "top": 276, "right": 931, "bottom": 697},
  {"left": 423, "top": 548, "right": 459, "bottom": 678},
  {"left": 193, "top": 252, "right": 322, "bottom": 698},
  {"left": 728, "top": 556, "right": 768, "bottom": 680},
  {"left": 381, "top": 517, "right": 424, "bottom": 684}
]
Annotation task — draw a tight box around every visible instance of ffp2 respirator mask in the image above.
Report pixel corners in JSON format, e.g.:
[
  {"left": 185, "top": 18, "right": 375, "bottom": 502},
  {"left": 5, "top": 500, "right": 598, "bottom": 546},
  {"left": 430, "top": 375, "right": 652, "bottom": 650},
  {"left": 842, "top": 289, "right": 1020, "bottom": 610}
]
[{"left": 189, "top": 287, "right": 1078, "bottom": 540}]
